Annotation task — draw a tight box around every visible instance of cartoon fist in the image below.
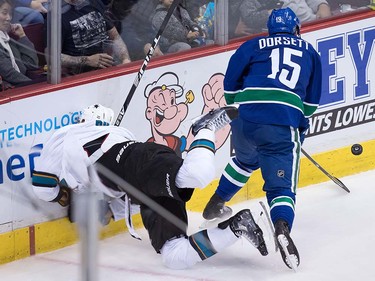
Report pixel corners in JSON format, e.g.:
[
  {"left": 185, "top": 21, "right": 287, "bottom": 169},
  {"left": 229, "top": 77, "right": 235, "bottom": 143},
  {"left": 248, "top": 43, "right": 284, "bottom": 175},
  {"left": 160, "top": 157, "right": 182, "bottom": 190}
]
[
  {"left": 201, "top": 73, "right": 226, "bottom": 114},
  {"left": 201, "top": 73, "right": 231, "bottom": 150}
]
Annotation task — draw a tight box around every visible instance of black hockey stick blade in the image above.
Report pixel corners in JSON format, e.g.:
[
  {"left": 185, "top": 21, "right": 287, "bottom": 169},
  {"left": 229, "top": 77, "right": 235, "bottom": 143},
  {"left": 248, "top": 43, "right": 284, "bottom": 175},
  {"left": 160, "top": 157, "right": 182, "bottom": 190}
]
[
  {"left": 301, "top": 148, "right": 350, "bottom": 193},
  {"left": 114, "top": 0, "right": 182, "bottom": 127}
]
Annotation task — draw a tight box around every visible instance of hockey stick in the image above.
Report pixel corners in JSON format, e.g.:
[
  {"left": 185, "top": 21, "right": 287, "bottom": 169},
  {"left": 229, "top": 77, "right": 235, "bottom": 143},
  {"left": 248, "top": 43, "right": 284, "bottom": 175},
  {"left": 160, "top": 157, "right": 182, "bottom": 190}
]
[
  {"left": 114, "top": 0, "right": 182, "bottom": 126},
  {"left": 259, "top": 201, "right": 278, "bottom": 253},
  {"left": 301, "top": 148, "right": 350, "bottom": 193}
]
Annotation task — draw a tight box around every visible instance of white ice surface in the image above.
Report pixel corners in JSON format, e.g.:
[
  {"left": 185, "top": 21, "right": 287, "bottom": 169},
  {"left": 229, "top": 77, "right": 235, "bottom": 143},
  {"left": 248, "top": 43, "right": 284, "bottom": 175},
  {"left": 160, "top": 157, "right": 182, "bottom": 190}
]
[{"left": 1, "top": 170, "right": 375, "bottom": 281}]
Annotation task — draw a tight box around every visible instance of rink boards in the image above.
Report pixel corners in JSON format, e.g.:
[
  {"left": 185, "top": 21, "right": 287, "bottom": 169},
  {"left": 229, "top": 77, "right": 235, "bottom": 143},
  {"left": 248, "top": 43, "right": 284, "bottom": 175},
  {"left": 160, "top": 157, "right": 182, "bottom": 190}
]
[{"left": 0, "top": 10, "right": 375, "bottom": 264}]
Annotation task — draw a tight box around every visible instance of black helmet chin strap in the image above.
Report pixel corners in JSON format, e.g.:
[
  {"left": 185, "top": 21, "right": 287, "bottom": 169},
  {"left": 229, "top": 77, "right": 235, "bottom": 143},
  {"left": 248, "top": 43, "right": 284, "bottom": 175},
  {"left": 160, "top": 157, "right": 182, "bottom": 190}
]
[{"left": 295, "top": 26, "right": 301, "bottom": 37}]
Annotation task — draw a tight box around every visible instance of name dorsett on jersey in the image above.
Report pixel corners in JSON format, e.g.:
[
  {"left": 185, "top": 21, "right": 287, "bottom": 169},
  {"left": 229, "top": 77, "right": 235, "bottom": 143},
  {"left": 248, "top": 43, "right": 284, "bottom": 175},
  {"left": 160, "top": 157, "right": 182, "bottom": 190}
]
[{"left": 259, "top": 36, "right": 309, "bottom": 50}]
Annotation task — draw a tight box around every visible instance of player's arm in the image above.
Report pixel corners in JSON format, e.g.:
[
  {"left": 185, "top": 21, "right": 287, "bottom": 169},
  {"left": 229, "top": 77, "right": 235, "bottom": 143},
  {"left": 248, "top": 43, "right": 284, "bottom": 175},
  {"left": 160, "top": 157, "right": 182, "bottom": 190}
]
[
  {"left": 32, "top": 171, "right": 71, "bottom": 207},
  {"left": 224, "top": 44, "right": 252, "bottom": 104},
  {"left": 32, "top": 128, "right": 88, "bottom": 207}
]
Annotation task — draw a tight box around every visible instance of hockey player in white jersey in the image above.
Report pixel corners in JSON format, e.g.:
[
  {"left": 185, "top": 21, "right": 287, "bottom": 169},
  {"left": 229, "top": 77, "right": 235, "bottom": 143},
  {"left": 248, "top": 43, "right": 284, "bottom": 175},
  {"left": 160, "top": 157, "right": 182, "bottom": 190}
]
[{"left": 32, "top": 104, "right": 268, "bottom": 269}]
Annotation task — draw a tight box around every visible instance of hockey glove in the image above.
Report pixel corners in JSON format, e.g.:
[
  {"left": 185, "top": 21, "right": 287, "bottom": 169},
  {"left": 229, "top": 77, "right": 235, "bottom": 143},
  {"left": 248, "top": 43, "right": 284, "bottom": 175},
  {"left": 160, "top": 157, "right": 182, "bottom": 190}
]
[
  {"left": 53, "top": 186, "right": 71, "bottom": 207},
  {"left": 298, "top": 118, "right": 310, "bottom": 145}
]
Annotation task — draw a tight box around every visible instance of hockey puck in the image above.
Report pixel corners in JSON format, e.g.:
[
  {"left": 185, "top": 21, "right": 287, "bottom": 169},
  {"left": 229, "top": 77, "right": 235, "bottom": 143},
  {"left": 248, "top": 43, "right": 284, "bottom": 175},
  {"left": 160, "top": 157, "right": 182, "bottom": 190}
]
[{"left": 351, "top": 144, "right": 363, "bottom": 155}]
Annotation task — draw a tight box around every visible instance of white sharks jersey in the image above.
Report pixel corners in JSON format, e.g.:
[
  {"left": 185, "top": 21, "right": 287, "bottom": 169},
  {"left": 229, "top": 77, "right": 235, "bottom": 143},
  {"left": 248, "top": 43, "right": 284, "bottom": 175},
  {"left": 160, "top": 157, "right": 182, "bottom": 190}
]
[{"left": 32, "top": 121, "right": 136, "bottom": 202}]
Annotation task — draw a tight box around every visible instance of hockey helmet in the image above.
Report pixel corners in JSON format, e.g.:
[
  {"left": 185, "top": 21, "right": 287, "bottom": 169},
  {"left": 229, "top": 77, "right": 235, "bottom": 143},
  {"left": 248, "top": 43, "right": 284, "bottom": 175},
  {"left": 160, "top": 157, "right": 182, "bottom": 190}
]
[
  {"left": 79, "top": 104, "right": 114, "bottom": 126},
  {"left": 267, "top": 8, "right": 301, "bottom": 36}
]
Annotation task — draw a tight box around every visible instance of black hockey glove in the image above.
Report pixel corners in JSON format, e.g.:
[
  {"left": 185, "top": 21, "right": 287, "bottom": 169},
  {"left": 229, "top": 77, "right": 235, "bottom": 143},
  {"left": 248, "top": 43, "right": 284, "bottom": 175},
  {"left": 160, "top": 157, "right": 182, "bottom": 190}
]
[
  {"left": 260, "top": 0, "right": 284, "bottom": 10},
  {"left": 298, "top": 118, "right": 310, "bottom": 145},
  {"left": 53, "top": 186, "right": 71, "bottom": 207}
]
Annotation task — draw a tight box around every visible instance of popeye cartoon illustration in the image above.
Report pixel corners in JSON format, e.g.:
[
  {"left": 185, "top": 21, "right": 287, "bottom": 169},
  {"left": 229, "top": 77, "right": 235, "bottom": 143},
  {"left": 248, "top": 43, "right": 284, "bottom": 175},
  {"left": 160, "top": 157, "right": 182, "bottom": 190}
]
[{"left": 145, "top": 72, "right": 230, "bottom": 156}]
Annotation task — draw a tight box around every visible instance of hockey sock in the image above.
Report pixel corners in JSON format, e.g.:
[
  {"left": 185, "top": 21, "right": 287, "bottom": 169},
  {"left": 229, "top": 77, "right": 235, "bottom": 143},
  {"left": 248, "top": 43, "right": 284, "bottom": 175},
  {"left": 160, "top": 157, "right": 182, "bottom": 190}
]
[
  {"left": 268, "top": 195, "right": 295, "bottom": 229},
  {"left": 176, "top": 129, "right": 215, "bottom": 189},
  {"left": 216, "top": 157, "right": 252, "bottom": 201},
  {"left": 188, "top": 230, "right": 218, "bottom": 260},
  {"left": 188, "top": 128, "right": 215, "bottom": 153},
  {"left": 188, "top": 225, "right": 239, "bottom": 261},
  {"left": 206, "top": 225, "right": 239, "bottom": 252}
]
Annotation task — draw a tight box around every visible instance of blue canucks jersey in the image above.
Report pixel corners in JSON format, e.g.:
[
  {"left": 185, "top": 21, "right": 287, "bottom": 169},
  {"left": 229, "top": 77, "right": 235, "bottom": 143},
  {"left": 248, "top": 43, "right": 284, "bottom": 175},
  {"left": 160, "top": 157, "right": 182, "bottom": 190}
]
[{"left": 224, "top": 33, "right": 322, "bottom": 129}]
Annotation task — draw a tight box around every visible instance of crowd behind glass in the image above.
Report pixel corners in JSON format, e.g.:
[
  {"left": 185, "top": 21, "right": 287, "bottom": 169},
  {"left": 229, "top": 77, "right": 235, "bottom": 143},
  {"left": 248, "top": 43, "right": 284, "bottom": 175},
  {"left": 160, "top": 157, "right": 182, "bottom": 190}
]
[{"left": 0, "top": 0, "right": 372, "bottom": 92}]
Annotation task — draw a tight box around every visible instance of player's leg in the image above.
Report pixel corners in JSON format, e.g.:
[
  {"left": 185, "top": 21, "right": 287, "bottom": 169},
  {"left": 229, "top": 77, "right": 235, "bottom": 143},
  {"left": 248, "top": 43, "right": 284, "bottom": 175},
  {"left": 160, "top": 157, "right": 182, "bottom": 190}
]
[
  {"left": 203, "top": 156, "right": 253, "bottom": 220},
  {"left": 257, "top": 124, "right": 301, "bottom": 270},
  {"left": 160, "top": 209, "right": 268, "bottom": 269},
  {"left": 202, "top": 118, "right": 258, "bottom": 220},
  {"left": 175, "top": 128, "right": 216, "bottom": 189},
  {"left": 176, "top": 106, "right": 239, "bottom": 189},
  {"left": 140, "top": 198, "right": 190, "bottom": 256},
  {"left": 258, "top": 125, "right": 299, "bottom": 230}
]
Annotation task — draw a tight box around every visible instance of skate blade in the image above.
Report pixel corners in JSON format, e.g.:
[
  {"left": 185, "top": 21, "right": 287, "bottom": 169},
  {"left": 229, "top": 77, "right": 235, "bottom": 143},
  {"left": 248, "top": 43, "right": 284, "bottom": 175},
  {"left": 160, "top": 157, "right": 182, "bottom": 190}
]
[
  {"left": 191, "top": 113, "right": 204, "bottom": 124},
  {"left": 277, "top": 235, "right": 299, "bottom": 272},
  {"left": 199, "top": 213, "right": 232, "bottom": 229}
]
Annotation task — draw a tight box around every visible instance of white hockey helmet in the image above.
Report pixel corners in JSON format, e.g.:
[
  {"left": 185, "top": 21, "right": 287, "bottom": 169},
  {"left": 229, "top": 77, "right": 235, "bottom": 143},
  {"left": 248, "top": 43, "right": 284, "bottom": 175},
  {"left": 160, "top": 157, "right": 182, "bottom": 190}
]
[{"left": 79, "top": 104, "right": 114, "bottom": 126}]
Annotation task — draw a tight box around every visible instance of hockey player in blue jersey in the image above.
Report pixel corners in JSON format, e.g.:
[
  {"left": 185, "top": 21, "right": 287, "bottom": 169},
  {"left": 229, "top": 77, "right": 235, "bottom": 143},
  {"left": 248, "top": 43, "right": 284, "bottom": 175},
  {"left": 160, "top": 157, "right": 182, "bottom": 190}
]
[{"left": 202, "top": 8, "right": 322, "bottom": 270}]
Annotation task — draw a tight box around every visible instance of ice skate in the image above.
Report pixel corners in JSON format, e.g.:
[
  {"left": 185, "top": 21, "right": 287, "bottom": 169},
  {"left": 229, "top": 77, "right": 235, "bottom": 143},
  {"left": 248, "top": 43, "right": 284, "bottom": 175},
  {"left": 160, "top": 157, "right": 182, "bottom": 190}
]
[
  {"left": 192, "top": 106, "right": 238, "bottom": 136},
  {"left": 199, "top": 193, "right": 233, "bottom": 229},
  {"left": 203, "top": 193, "right": 233, "bottom": 220},
  {"left": 219, "top": 209, "right": 268, "bottom": 256},
  {"left": 275, "top": 219, "right": 300, "bottom": 271}
]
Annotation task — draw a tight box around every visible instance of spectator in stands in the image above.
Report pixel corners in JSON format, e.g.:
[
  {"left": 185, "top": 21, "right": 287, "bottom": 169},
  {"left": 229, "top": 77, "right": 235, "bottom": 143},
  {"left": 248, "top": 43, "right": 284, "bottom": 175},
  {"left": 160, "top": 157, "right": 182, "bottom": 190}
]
[
  {"left": 184, "top": 0, "right": 215, "bottom": 41},
  {"left": 58, "top": 0, "right": 131, "bottom": 76},
  {"left": 329, "top": 0, "right": 370, "bottom": 12},
  {"left": 89, "top": 0, "right": 110, "bottom": 13},
  {"left": 13, "top": 0, "right": 48, "bottom": 26},
  {"left": 181, "top": 0, "right": 212, "bottom": 20},
  {"left": 152, "top": 0, "right": 208, "bottom": 54},
  {"left": 0, "top": 0, "right": 39, "bottom": 91},
  {"left": 229, "top": 0, "right": 283, "bottom": 38},
  {"left": 229, "top": 0, "right": 331, "bottom": 39},
  {"left": 282, "top": 0, "right": 331, "bottom": 22},
  {"left": 106, "top": 0, "right": 164, "bottom": 61}
]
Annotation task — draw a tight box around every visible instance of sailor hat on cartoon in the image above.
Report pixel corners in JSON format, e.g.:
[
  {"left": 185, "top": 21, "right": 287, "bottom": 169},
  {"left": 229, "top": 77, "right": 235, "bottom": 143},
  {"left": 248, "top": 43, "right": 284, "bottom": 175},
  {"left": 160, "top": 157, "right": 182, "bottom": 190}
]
[{"left": 144, "top": 72, "right": 184, "bottom": 98}]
